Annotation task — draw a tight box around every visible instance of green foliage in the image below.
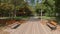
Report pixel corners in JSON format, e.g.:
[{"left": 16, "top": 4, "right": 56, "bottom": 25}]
[
  {"left": 0, "top": 0, "right": 56, "bottom": 18},
  {"left": 35, "top": 0, "right": 55, "bottom": 17},
  {"left": 0, "top": 0, "right": 26, "bottom": 17},
  {"left": 42, "top": 0, "right": 55, "bottom": 17},
  {"left": 0, "top": 3, "right": 15, "bottom": 17},
  {"left": 55, "top": 0, "right": 60, "bottom": 24},
  {"left": 0, "top": 3, "right": 14, "bottom": 11}
]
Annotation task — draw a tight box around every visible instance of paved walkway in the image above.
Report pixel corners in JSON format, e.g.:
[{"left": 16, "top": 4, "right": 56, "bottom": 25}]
[{"left": 3, "top": 19, "right": 60, "bottom": 34}]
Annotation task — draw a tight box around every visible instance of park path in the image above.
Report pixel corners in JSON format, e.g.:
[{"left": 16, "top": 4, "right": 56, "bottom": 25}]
[{"left": 4, "top": 18, "right": 60, "bottom": 34}]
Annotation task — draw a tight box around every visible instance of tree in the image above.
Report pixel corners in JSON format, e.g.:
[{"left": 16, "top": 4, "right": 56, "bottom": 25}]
[
  {"left": 43, "top": 0, "right": 55, "bottom": 17},
  {"left": 0, "top": 0, "right": 29, "bottom": 17},
  {"left": 0, "top": 3, "right": 14, "bottom": 17},
  {"left": 11, "top": 0, "right": 25, "bottom": 17},
  {"left": 55, "top": 0, "right": 60, "bottom": 24},
  {"left": 35, "top": 0, "right": 55, "bottom": 17}
]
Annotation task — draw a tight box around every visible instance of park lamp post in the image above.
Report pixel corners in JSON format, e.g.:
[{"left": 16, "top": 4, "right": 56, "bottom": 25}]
[
  {"left": 41, "top": 9, "right": 43, "bottom": 22},
  {"left": 40, "top": 0, "right": 43, "bottom": 22},
  {"left": 36, "top": 0, "right": 42, "bottom": 22},
  {"left": 13, "top": 0, "right": 18, "bottom": 17}
]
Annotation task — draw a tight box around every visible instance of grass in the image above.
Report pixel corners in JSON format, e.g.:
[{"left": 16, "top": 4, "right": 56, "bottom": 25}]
[
  {"left": 0, "top": 16, "right": 29, "bottom": 20},
  {"left": 39, "top": 16, "right": 56, "bottom": 20}
]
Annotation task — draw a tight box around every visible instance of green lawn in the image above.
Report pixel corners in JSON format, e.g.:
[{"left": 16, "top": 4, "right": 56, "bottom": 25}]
[{"left": 39, "top": 16, "right": 56, "bottom": 20}]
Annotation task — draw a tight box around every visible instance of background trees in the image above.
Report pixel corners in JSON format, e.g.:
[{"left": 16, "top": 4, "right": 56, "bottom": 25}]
[
  {"left": 0, "top": 3, "right": 14, "bottom": 17},
  {"left": 0, "top": 0, "right": 27, "bottom": 17},
  {"left": 55, "top": 0, "right": 60, "bottom": 24},
  {"left": 0, "top": 0, "right": 56, "bottom": 17},
  {"left": 0, "top": 0, "right": 60, "bottom": 23},
  {"left": 35, "top": 0, "right": 55, "bottom": 18}
]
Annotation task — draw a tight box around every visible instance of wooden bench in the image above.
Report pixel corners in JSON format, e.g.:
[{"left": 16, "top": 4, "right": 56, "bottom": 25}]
[
  {"left": 46, "top": 20, "right": 57, "bottom": 30},
  {"left": 7, "top": 22, "right": 20, "bottom": 29}
]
